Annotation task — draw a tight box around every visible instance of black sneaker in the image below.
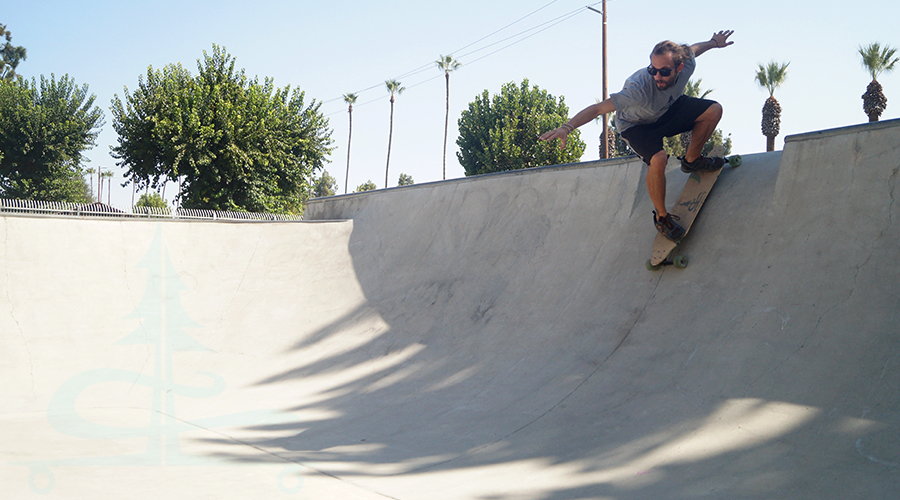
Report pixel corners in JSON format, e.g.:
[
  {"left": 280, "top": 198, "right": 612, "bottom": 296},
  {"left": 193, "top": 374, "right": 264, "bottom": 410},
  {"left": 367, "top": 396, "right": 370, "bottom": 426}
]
[
  {"left": 653, "top": 210, "right": 686, "bottom": 241},
  {"left": 680, "top": 155, "right": 725, "bottom": 173}
]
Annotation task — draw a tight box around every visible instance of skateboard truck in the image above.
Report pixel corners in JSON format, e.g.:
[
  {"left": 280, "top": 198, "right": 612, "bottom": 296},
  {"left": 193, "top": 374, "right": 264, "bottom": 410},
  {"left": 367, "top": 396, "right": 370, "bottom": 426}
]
[{"left": 646, "top": 254, "right": 688, "bottom": 271}]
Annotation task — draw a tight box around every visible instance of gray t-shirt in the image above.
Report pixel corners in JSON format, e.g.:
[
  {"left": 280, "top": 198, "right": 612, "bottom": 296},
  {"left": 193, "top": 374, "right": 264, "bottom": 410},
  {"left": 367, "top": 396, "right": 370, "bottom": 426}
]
[{"left": 610, "top": 54, "right": 696, "bottom": 133}]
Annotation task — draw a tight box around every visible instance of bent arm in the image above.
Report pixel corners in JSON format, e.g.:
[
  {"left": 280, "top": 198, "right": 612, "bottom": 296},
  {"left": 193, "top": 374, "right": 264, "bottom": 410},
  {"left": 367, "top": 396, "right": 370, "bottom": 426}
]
[
  {"left": 690, "top": 30, "right": 734, "bottom": 57},
  {"left": 539, "top": 99, "right": 615, "bottom": 148}
]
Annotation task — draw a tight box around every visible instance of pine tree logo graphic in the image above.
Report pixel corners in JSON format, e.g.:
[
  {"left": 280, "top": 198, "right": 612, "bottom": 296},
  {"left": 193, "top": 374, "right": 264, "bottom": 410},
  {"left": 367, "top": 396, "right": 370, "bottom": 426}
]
[{"left": 14, "top": 225, "right": 302, "bottom": 495}]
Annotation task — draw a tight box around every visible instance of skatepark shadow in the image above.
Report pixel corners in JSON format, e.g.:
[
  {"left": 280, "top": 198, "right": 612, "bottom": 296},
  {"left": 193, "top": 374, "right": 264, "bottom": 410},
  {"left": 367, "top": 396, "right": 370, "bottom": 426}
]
[
  {"left": 5, "top": 122, "right": 900, "bottom": 498},
  {"left": 196, "top": 122, "right": 900, "bottom": 499}
]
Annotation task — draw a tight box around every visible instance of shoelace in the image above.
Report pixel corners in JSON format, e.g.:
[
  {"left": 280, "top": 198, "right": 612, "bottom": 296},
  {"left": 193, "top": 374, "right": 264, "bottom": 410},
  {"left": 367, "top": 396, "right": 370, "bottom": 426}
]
[{"left": 662, "top": 213, "right": 681, "bottom": 227}]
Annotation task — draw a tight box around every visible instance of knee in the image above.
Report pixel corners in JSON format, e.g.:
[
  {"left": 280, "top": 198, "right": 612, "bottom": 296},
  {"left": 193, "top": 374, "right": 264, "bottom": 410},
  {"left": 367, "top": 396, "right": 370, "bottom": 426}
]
[
  {"left": 706, "top": 102, "right": 723, "bottom": 121},
  {"left": 648, "top": 150, "right": 668, "bottom": 171}
]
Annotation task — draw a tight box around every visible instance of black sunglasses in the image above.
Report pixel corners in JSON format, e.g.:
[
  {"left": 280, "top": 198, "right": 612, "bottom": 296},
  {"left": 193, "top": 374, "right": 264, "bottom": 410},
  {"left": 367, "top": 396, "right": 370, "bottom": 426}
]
[{"left": 647, "top": 65, "right": 675, "bottom": 77}]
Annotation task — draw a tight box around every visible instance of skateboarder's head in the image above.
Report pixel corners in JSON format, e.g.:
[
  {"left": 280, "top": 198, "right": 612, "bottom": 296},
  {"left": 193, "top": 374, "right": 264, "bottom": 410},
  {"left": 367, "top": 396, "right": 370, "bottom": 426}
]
[
  {"left": 648, "top": 40, "right": 691, "bottom": 90},
  {"left": 651, "top": 40, "right": 692, "bottom": 67}
]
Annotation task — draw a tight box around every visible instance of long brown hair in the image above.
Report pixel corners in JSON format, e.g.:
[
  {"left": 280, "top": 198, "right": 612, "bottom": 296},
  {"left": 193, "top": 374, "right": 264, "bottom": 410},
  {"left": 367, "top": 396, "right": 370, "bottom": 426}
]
[{"left": 651, "top": 41, "right": 693, "bottom": 67}]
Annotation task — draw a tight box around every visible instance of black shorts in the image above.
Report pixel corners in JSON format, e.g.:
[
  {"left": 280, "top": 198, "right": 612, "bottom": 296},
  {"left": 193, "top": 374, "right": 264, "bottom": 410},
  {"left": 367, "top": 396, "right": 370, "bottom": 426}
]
[{"left": 620, "top": 96, "right": 717, "bottom": 165}]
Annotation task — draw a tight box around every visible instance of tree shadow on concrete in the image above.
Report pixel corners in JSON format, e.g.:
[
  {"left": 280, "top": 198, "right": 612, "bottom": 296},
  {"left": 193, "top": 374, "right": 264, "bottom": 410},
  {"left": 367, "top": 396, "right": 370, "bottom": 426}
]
[{"left": 196, "top": 150, "right": 900, "bottom": 499}]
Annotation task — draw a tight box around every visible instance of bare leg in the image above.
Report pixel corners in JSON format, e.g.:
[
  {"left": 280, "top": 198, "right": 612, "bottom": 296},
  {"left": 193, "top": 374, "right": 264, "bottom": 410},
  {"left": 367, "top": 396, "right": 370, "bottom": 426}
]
[
  {"left": 684, "top": 102, "right": 723, "bottom": 162},
  {"left": 646, "top": 150, "right": 669, "bottom": 216}
]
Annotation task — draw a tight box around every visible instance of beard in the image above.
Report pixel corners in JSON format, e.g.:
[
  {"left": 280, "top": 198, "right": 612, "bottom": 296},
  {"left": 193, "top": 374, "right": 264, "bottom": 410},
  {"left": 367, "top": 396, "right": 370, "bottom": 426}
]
[{"left": 655, "top": 76, "right": 677, "bottom": 91}]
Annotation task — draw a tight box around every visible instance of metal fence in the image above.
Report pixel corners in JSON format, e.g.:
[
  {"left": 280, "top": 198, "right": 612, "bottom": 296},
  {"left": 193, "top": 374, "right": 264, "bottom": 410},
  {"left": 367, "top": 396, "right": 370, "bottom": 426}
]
[{"left": 0, "top": 199, "right": 303, "bottom": 222}]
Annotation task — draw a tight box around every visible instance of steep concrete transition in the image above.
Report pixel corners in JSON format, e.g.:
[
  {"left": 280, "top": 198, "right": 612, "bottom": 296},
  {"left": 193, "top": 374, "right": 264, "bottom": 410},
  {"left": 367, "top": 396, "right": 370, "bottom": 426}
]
[{"left": 2, "top": 120, "right": 898, "bottom": 499}]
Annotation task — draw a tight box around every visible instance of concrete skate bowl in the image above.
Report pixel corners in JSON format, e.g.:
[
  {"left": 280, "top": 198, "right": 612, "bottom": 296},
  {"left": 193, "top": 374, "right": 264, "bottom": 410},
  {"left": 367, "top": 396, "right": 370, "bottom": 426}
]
[{"left": 2, "top": 119, "right": 898, "bottom": 499}]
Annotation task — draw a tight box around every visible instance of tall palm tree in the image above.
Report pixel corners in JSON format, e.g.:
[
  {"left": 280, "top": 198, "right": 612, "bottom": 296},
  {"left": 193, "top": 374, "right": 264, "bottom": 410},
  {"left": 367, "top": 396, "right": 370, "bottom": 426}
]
[
  {"left": 97, "top": 165, "right": 103, "bottom": 202},
  {"left": 101, "top": 170, "right": 114, "bottom": 204},
  {"left": 436, "top": 55, "right": 461, "bottom": 180},
  {"left": 859, "top": 43, "right": 899, "bottom": 122},
  {"left": 755, "top": 61, "right": 790, "bottom": 152},
  {"left": 342, "top": 93, "right": 358, "bottom": 194},
  {"left": 384, "top": 79, "right": 405, "bottom": 188},
  {"left": 593, "top": 102, "right": 618, "bottom": 158},
  {"left": 85, "top": 167, "right": 96, "bottom": 200}
]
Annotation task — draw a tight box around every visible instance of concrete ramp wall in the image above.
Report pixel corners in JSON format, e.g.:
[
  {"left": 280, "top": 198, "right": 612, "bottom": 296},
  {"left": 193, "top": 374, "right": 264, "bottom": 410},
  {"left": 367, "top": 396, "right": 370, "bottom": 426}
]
[{"left": 2, "top": 119, "right": 898, "bottom": 499}]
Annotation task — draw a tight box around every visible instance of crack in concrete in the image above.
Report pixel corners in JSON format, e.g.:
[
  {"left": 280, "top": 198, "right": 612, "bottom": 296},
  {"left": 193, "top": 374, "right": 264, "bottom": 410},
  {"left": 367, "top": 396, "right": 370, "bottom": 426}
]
[
  {"left": 4, "top": 220, "right": 37, "bottom": 398},
  {"left": 154, "top": 409, "right": 403, "bottom": 499}
]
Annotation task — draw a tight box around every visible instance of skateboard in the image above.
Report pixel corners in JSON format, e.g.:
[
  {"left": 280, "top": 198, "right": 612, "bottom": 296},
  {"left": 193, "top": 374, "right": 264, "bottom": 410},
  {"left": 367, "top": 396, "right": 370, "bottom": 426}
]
[{"left": 646, "top": 146, "right": 742, "bottom": 271}]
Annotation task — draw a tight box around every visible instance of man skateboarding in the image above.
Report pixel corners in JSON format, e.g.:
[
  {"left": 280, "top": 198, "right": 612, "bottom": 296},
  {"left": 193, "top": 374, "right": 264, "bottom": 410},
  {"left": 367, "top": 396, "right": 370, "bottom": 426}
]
[{"left": 539, "top": 30, "right": 735, "bottom": 241}]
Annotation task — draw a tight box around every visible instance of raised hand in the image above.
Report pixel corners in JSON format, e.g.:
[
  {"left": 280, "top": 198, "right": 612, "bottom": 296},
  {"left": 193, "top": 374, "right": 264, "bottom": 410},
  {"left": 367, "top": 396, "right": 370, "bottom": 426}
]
[{"left": 711, "top": 30, "right": 734, "bottom": 48}]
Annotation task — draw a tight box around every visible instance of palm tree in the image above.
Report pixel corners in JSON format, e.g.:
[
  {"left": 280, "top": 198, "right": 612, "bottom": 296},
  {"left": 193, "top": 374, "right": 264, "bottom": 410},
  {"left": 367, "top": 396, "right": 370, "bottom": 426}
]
[
  {"left": 755, "top": 61, "right": 790, "bottom": 152},
  {"left": 384, "top": 79, "right": 405, "bottom": 188},
  {"left": 97, "top": 165, "right": 103, "bottom": 202},
  {"left": 859, "top": 43, "right": 899, "bottom": 122},
  {"left": 593, "top": 103, "right": 618, "bottom": 158},
  {"left": 342, "top": 93, "right": 358, "bottom": 194},
  {"left": 101, "top": 170, "right": 114, "bottom": 204},
  {"left": 436, "top": 55, "right": 461, "bottom": 180},
  {"left": 85, "top": 167, "right": 96, "bottom": 200}
]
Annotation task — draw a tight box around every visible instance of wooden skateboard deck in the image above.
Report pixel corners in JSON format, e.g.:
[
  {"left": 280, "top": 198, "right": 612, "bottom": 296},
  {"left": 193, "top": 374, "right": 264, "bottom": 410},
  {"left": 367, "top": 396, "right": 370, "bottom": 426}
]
[{"left": 647, "top": 146, "right": 741, "bottom": 270}]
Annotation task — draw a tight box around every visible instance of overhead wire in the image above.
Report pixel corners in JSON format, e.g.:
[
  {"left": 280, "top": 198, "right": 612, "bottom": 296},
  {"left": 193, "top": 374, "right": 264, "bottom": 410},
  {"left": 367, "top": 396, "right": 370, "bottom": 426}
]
[{"left": 323, "top": 1, "right": 598, "bottom": 116}]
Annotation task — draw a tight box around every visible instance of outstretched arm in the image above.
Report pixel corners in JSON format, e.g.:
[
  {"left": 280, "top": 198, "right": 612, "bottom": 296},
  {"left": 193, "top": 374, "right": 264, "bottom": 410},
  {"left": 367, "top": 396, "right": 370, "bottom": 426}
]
[
  {"left": 690, "top": 30, "right": 735, "bottom": 57},
  {"left": 539, "top": 98, "right": 616, "bottom": 149}
]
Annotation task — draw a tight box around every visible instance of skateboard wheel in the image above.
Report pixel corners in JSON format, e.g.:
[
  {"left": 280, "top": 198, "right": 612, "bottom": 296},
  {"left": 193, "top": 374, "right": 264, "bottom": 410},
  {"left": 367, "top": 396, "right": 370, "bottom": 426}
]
[
  {"left": 727, "top": 154, "right": 742, "bottom": 167},
  {"left": 646, "top": 259, "right": 661, "bottom": 271},
  {"left": 673, "top": 255, "right": 688, "bottom": 268}
]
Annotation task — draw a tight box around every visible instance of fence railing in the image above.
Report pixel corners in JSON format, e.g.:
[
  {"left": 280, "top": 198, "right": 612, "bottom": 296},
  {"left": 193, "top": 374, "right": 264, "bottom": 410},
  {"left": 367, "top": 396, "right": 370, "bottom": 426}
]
[{"left": 0, "top": 199, "right": 303, "bottom": 222}]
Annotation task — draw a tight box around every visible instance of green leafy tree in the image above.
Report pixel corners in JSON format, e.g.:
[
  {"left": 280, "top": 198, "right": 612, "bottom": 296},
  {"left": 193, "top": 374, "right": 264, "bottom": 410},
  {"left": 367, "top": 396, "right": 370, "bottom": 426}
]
[
  {"left": 136, "top": 191, "right": 169, "bottom": 209},
  {"left": 755, "top": 61, "right": 790, "bottom": 152},
  {"left": 398, "top": 173, "right": 414, "bottom": 186},
  {"left": 436, "top": 55, "right": 461, "bottom": 180},
  {"left": 664, "top": 129, "right": 732, "bottom": 158},
  {"left": 0, "top": 74, "right": 104, "bottom": 201},
  {"left": 311, "top": 169, "right": 338, "bottom": 198},
  {"left": 384, "top": 79, "right": 405, "bottom": 188},
  {"left": 355, "top": 180, "right": 377, "bottom": 192},
  {"left": 342, "top": 92, "right": 357, "bottom": 194},
  {"left": 111, "top": 44, "right": 333, "bottom": 214},
  {"left": 457, "top": 79, "right": 585, "bottom": 176},
  {"left": 0, "top": 24, "right": 27, "bottom": 81},
  {"left": 663, "top": 78, "right": 731, "bottom": 157},
  {"left": 859, "top": 43, "right": 899, "bottom": 122}
]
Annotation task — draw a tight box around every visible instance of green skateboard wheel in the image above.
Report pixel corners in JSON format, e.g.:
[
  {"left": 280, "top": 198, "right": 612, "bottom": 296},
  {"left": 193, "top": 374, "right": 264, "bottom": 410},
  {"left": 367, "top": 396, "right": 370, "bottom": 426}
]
[
  {"left": 727, "top": 154, "right": 742, "bottom": 167},
  {"left": 646, "top": 259, "right": 660, "bottom": 271},
  {"left": 673, "top": 255, "right": 688, "bottom": 269}
]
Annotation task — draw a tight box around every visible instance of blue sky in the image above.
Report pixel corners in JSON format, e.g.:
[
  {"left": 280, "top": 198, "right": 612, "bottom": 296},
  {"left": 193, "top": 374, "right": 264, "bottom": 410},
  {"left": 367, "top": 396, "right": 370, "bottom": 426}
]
[{"left": 5, "top": 0, "right": 899, "bottom": 207}]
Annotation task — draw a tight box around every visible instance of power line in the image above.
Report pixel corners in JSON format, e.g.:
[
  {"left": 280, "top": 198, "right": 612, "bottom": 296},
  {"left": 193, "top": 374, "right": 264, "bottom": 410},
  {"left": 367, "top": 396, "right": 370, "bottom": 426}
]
[
  {"left": 323, "top": 2, "right": 590, "bottom": 115},
  {"left": 324, "top": 0, "right": 565, "bottom": 104},
  {"left": 459, "top": 7, "right": 585, "bottom": 66},
  {"left": 450, "top": 0, "right": 563, "bottom": 57}
]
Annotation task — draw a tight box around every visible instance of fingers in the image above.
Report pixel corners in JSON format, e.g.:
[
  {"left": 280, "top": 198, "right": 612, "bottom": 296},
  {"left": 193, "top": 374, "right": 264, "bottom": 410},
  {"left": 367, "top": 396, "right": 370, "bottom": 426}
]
[
  {"left": 714, "top": 30, "right": 735, "bottom": 47},
  {"left": 539, "top": 128, "right": 569, "bottom": 149},
  {"left": 538, "top": 128, "right": 559, "bottom": 142}
]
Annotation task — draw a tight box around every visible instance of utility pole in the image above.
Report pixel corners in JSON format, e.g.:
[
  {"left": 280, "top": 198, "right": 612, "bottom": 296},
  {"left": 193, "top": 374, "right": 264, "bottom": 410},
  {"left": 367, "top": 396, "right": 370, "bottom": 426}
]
[{"left": 588, "top": 1, "right": 609, "bottom": 159}]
